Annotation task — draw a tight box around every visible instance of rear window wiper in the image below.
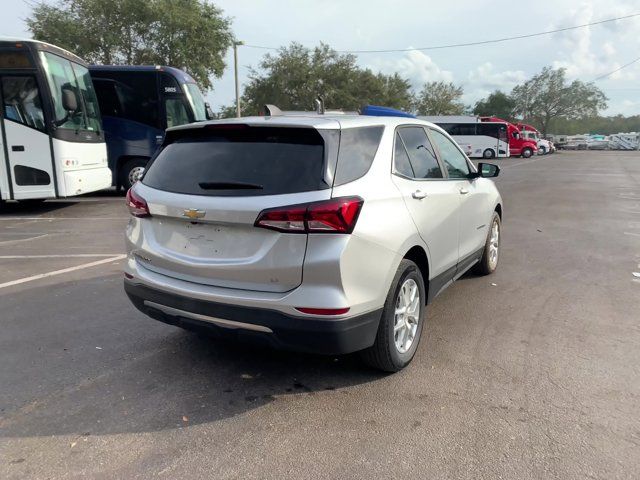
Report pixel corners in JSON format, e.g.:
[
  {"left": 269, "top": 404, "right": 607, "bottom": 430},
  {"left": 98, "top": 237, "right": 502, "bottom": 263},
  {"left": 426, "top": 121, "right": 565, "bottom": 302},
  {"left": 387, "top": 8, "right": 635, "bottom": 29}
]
[{"left": 198, "top": 181, "right": 264, "bottom": 190}]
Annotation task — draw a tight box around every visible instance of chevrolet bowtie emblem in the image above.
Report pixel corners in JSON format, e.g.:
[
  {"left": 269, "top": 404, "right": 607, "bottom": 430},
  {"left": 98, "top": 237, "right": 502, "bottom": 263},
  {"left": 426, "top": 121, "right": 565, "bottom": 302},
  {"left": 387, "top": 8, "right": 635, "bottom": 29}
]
[{"left": 182, "top": 208, "right": 206, "bottom": 219}]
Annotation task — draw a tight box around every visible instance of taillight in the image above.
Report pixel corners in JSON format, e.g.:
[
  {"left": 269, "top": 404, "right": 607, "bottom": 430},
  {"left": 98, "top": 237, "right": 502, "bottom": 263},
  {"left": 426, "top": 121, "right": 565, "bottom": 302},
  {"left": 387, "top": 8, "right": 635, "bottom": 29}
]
[
  {"left": 255, "top": 196, "right": 363, "bottom": 234},
  {"left": 126, "top": 188, "right": 150, "bottom": 218}
]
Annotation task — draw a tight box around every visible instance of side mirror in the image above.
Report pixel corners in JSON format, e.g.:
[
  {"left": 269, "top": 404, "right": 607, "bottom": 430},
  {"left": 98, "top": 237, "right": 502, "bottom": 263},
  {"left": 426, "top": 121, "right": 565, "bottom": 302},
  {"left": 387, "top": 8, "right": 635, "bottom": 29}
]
[
  {"left": 205, "top": 102, "right": 215, "bottom": 120},
  {"left": 477, "top": 162, "right": 500, "bottom": 178},
  {"left": 61, "top": 87, "right": 78, "bottom": 112}
]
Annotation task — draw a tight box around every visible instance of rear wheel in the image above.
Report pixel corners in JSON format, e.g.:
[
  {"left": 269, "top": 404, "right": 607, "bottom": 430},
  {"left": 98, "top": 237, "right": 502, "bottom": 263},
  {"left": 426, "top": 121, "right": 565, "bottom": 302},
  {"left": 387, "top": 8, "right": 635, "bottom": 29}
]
[
  {"left": 483, "top": 148, "right": 496, "bottom": 159},
  {"left": 119, "top": 158, "right": 148, "bottom": 191},
  {"left": 522, "top": 148, "right": 533, "bottom": 158},
  {"left": 474, "top": 212, "right": 501, "bottom": 275},
  {"left": 361, "top": 259, "right": 426, "bottom": 372}
]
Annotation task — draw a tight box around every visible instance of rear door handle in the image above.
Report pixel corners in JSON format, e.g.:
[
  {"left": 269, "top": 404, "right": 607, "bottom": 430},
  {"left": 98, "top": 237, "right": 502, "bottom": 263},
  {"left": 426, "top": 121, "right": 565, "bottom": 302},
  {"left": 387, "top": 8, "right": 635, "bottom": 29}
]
[
  {"left": 412, "top": 190, "right": 427, "bottom": 200},
  {"left": 459, "top": 188, "right": 469, "bottom": 195}
]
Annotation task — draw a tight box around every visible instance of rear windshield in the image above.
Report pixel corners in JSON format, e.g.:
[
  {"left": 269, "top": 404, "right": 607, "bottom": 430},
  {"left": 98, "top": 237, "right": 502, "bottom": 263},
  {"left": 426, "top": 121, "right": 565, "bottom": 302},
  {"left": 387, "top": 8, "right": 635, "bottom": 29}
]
[{"left": 142, "top": 126, "right": 328, "bottom": 196}]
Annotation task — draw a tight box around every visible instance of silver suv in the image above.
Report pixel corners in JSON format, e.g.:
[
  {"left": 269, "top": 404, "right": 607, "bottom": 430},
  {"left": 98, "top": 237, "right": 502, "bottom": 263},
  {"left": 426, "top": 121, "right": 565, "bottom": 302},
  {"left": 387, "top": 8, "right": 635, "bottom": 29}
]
[{"left": 124, "top": 112, "right": 502, "bottom": 371}]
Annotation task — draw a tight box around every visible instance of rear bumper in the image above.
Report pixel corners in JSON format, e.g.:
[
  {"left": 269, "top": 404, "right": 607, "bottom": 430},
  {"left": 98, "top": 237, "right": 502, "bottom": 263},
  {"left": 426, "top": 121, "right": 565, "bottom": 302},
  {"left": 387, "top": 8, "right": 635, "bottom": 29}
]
[{"left": 124, "top": 281, "right": 382, "bottom": 355}]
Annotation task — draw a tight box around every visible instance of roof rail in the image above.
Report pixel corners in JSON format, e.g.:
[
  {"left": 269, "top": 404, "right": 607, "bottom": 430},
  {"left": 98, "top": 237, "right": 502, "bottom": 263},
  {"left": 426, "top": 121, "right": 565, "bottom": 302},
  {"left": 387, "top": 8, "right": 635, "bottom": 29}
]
[{"left": 361, "top": 105, "right": 415, "bottom": 118}]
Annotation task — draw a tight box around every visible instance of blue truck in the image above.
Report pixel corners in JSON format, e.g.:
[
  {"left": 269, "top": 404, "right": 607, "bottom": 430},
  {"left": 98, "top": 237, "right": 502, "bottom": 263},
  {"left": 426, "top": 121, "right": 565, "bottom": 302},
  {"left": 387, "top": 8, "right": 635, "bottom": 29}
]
[{"left": 89, "top": 65, "right": 213, "bottom": 190}]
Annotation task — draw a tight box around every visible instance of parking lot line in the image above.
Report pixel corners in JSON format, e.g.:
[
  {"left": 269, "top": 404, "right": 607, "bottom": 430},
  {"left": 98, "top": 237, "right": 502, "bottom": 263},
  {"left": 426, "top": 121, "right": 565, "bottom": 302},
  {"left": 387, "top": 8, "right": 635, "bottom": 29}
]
[
  {"left": 0, "top": 217, "right": 128, "bottom": 221},
  {"left": 0, "top": 234, "right": 50, "bottom": 246},
  {"left": 0, "top": 254, "right": 123, "bottom": 259},
  {"left": 0, "top": 254, "right": 126, "bottom": 289}
]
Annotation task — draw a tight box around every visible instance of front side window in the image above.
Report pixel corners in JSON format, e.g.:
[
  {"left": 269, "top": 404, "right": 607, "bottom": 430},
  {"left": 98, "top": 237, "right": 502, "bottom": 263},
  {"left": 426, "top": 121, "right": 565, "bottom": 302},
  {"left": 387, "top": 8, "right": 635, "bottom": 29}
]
[
  {"left": 1, "top": 76, "right": 45, "bottom": 131},
  {"left": 397, "top": 127, "right": 442, "bottom": 179},
  {"left": 429, "top": 129, "right": 471, "bottom": 179},
  {"left": 39, "top": 52, "right": 102, "bottom": 132}
]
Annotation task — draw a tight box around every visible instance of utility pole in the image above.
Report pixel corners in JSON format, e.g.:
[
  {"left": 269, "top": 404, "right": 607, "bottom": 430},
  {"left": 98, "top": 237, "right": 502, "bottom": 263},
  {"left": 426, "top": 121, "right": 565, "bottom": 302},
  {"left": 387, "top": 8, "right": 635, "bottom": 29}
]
[{"left": 233, "top": 41, "right": 244, "bottom": 118}]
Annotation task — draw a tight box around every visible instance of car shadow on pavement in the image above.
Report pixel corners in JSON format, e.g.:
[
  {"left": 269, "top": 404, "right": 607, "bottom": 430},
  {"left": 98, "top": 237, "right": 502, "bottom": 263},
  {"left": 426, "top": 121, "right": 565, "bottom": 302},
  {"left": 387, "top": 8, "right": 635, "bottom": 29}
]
[
  {"left": 1, "top": 310, "right": 385, "bottom": 438},
  {"left": 0, "top": 200, "right": 80, "bottom": 216}
]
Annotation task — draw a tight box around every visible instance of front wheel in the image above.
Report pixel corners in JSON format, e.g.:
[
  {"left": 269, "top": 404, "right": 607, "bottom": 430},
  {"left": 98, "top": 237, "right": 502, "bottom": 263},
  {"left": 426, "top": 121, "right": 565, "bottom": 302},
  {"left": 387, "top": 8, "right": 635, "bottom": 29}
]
[
  {"left": 521, "top": 148, "right": 533, "bottom": 158},
  {"left": 538, "top": 146, "right": 546, "bottom": 155},
  {"left": 483, "top": 148, "right": 496, "bottom": 159},
  {"left": 361, "top": 259, "right": 426, "bottom": 372},
  {"left": 474, "top": 212, "right": 501, "bottom": 275},
  {"left": 119, "top": 158, "right": 148, "bottom": 191}
]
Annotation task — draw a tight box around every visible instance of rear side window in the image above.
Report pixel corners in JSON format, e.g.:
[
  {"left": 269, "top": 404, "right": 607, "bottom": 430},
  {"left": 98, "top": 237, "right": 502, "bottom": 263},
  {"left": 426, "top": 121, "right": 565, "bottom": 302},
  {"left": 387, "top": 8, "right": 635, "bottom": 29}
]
[
  {"left": 397, "top": 127, "right": 443, "bottom": 179},
  {"left": 333, "top": 126, "right": 383, "bottom": 186},
  {"left": 143, "top": 126, "right": 328, "bottom": 196}
]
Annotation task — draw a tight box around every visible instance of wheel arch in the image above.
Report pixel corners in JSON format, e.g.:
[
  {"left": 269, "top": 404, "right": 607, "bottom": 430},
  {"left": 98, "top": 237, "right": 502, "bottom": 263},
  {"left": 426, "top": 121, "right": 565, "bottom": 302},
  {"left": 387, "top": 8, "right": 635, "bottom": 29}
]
[
  {"left": 495, "top": 203, "right": 503, "bottom": 220},
  {"left": 403, "top": 245, "right": 430, "bottom": 304}
]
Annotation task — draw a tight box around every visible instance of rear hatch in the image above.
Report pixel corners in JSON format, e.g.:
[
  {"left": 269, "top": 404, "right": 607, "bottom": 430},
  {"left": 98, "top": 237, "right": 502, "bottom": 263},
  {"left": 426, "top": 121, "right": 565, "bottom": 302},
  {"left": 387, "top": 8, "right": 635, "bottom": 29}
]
[{"left": 134, "top": 123, "right": 337, "bottom": 293}]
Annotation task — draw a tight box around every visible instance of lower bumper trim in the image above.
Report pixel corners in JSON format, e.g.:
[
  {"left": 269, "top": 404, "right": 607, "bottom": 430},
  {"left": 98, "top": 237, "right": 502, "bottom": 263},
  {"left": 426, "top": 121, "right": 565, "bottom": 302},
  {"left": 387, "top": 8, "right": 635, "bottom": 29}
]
[
  {"left": 143, "top": 300, "right": 274, "bottom": 333},
  {"left": 125, "top": 281, "right": 382, "bottom": 355}
]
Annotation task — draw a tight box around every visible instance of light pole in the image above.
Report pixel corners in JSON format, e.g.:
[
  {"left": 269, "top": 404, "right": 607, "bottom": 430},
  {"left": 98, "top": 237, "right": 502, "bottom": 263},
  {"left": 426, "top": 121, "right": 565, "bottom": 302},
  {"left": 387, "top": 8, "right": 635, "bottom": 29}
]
[{"left": 233, "top": 41, "right": 244, "bottom": 118}]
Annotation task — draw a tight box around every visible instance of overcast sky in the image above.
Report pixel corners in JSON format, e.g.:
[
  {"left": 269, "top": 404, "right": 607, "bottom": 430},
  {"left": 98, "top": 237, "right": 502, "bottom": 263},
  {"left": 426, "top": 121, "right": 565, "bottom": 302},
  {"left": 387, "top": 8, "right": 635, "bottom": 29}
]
[{"left": 4, "top": 0, "right": 640, "bottom": 115}]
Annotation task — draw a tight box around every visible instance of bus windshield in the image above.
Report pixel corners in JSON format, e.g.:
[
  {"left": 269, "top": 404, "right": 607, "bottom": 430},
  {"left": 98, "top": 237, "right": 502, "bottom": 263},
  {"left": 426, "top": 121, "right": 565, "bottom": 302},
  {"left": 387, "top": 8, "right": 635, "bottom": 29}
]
[
  {"left": 183, "top": 83, "right": 207, "bottom": 121},
  {"left": 39, "top": 51, "right": 102, "bottom": 132}
]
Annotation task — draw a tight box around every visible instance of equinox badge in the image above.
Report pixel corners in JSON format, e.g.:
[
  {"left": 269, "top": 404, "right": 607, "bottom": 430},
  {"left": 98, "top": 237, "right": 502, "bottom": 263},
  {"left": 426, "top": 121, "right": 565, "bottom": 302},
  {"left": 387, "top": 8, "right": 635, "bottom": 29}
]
[{"left": 182, "top": 208, "right": 206, "bottom": 220}]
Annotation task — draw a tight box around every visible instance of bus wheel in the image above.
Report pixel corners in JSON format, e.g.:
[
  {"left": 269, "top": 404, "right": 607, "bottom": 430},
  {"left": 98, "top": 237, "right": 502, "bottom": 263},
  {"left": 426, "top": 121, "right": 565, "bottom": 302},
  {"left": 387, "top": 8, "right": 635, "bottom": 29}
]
[
  {"left": 522, "top": 148, "right": 533, "bottom": 158},
  {"left": 483, "top": 149, "right": 496, "bottom": 159},
  {"left": 120, "top": 158, "right": 148, "bottom": 190}
]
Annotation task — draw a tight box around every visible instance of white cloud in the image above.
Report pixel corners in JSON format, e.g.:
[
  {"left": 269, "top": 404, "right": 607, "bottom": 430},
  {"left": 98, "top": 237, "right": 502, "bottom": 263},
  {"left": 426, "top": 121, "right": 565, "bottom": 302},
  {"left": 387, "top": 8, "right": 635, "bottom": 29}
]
[
  {"left": 370, "top": 50, "right": 453, "bottom": 87},
  {"left": 550, "top": 3, "right": 640, "bottom": 81},
  {"left": 459, "top": 62, "right": 526, "bottom": 105}
]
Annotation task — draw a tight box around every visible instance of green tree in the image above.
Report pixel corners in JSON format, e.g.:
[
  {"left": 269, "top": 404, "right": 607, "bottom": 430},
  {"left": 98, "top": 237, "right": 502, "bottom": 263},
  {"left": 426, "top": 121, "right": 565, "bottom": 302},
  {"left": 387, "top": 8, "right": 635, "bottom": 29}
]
[
  {"left": 510, "top": 67, "right": 608, "bottom": 135},
  {"left": 27, "top": 0, "right": 233, "bottom": 90},
  {"left": 473, "top": 90, "right": 516, "bottom": 120},
  {"left": 233, "top": 43, "right": 413, "bottom": 115},
  {"left": 412, "top": 81, "right": 465, "bottom": 116}
]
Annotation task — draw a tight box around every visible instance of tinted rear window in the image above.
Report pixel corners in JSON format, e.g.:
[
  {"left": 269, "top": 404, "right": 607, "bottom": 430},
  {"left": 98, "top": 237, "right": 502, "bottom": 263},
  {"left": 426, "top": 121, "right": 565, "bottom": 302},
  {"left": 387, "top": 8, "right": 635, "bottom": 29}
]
[
  {"left": 334, "top": 126, "right": 383, "bottom": 186},
  {"left": 142, "top": 126, "right": 327, "bottom": 196}
]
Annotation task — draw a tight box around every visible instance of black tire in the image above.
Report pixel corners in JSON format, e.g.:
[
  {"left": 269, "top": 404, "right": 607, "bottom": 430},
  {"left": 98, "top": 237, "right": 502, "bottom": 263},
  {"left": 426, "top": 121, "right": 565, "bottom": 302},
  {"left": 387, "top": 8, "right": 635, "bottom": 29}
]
[
  {"left": 538, "top": 146, "right": 546, "bottom": 155},
  {"left": 483, "top": 148, "right": 496, "bottom": 159},
  {"left": 474, "top": 212, "right": 501, "bottom": 275},
  {"left": 521, "top": 148, "right": 533, "bottom": 158},
  {"left": 361, "top": 259, "right": 426, "bottom": 372},
  {"left": 119, "top": 158, "right": 148, "bottom": 191}
]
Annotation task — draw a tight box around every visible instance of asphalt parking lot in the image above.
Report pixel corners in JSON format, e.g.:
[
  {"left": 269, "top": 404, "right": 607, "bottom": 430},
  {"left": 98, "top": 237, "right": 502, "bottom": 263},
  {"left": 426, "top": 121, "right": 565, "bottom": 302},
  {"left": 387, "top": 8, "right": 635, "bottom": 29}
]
[{"left": 1, "top": 150, "right": 639, "bottom": 479}]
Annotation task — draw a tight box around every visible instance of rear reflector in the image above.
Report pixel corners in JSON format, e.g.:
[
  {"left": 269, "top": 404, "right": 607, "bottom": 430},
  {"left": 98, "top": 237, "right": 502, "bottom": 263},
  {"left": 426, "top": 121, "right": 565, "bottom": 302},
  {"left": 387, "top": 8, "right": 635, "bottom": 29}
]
[
  {"left": 295, "top": 307, "right": 350, "bottom": 316},
  {"left": 126, "top": 188, "right": 150, "bottom": 218},
  {"left": 255, "top": 196, "right": 363, "bottom": 234}
]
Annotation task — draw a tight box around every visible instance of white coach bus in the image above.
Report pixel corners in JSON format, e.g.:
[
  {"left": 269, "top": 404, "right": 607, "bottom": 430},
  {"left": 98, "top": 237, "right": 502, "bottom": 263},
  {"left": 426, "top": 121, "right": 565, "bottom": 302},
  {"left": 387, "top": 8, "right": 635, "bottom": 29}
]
[
  {"left": 0, "top": 38, "right": 111, "bottom": 202},
  {"left": 419, "top": 115, "right": 510, "bottom": 159}
]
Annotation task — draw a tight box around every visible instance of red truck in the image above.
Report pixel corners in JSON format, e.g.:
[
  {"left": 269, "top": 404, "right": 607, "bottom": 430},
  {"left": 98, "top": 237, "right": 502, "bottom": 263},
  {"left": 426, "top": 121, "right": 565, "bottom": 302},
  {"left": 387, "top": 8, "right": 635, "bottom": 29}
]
[{"left": 480, "top": 116, "right": 538, "bottom": 158}]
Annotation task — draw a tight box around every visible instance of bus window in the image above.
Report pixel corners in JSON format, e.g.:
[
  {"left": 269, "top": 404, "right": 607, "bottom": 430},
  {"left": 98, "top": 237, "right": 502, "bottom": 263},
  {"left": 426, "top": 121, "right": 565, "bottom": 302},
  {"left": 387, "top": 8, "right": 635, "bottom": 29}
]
[
  {"left": 183, "top": 83, "right": 207, "bottom": 121},
  {"left": 477, "top": 123, "right": 499, "bottom": 139},
  {"left": 165, "top": 98, "right": 190, "bottom": 128},
  {"left": 456, "top": 124, "right": 476, "bottom": 136},
  {"left": 92, "top": 72, "right": 160, "bottom": 128},
  {"left": 39, "top": 52, "right": 101, "bottom": 132},
  {"left": 1, "top": 76, "right": 46, "bottom": 131},
  {"left": 92, "top": 79, "right": 121, "bottom": 117}
]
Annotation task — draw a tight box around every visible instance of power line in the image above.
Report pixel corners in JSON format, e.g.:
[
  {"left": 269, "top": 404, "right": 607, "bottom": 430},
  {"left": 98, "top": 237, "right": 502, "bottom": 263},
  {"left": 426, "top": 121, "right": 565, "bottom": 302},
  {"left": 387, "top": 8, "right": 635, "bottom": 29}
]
[
  {"left": 592, "top": 56, "right": 640, "bottom": 81},
  {"left": 242, "top": 12, "right": 640, "bottom": 54}
]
